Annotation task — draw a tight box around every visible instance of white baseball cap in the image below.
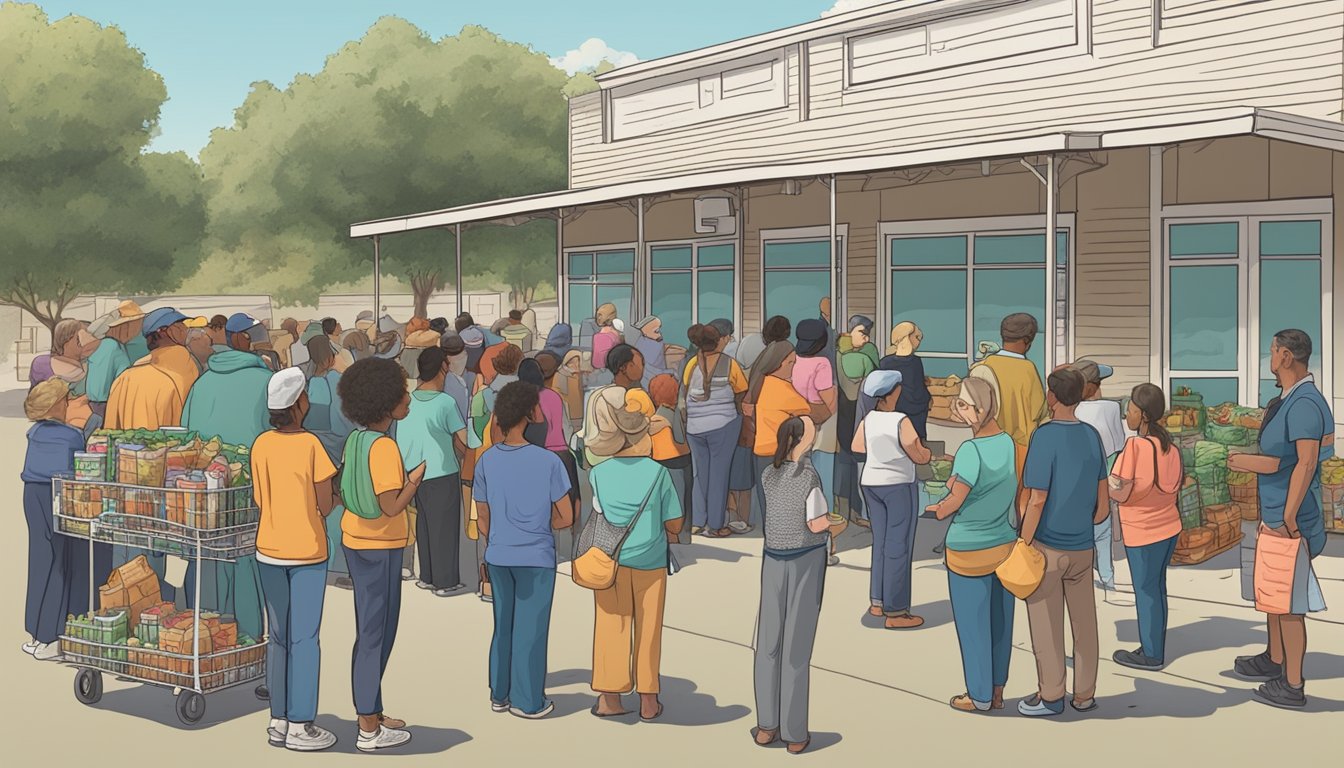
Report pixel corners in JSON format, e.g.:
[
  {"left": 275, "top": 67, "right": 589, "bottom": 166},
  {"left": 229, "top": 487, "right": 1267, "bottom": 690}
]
[{"left": 267, "top": 367, "right": 307, "bottom": 410}]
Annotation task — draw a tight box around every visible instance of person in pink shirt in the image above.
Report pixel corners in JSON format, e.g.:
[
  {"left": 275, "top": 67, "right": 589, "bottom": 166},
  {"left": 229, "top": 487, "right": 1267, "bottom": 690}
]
[
  {"left": 521, "top": 355, "right": 580, "bottom": 505},
  {"left": 590, "top": 303, "right": 622, "bottom": 371},
  {"left": 792, "top": 320, "right": 838, "bottom": 528}
]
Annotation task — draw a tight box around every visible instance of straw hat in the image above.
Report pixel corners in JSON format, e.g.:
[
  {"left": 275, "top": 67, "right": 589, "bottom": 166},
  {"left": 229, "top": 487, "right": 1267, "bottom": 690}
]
[
  {"left": 89, "top": 300, "right": 146, "bottom": 338},
  {"left": 25, "top": 378, "right": 70, "bottom": 421}
]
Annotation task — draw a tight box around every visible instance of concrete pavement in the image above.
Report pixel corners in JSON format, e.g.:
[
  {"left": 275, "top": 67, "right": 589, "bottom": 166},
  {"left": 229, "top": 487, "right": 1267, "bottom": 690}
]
[{"left": 2, "top": 388, "right": 1341, "bottom": 767}]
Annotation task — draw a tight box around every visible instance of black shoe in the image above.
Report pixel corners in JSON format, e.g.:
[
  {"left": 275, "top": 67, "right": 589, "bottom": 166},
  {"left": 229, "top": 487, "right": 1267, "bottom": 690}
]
[
  {"left": 1254, "top": 677, "right": 1307, "bottom": 709},
  {"left": 255, "top": 684, "right": 270, "bottom": 701},
  {"left": 1113, "top": 648, "right": 1165, "bottom": 671},
  {"left": 1234, "top": 651, "right": 1283, "bottom": 682}
]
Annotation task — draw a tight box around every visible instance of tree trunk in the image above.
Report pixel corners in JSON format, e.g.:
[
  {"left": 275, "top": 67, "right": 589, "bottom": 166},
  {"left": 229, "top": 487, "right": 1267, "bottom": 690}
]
[{"left": 409, "top": 269, "right": 440, "bottom": 319}]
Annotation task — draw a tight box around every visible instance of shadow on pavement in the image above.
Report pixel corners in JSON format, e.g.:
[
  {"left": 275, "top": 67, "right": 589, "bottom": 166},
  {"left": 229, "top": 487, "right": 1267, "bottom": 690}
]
[
  {"left": 676, "top": 541, "right": 752, "bottom": 565},
  {"left": 543, "top": 668, "right": 752, "bottom": 726},
  {"left": 748, "top": 730, "right": 844, "bottom": 753},
  {"left": 311, "top": 715, "right": 472, "bottom": 755},
  {"left": 1113, "top": 615, "right": 1264, "bottom": 662},
  {"left": 87, "top": 678, "right": 267, "bottom": 730},
  {"left": 0, "top": 387, "right": 28, "bottom": 418},
  {"left": 857, "top": 599, "right": 952, "bottom": 630}
]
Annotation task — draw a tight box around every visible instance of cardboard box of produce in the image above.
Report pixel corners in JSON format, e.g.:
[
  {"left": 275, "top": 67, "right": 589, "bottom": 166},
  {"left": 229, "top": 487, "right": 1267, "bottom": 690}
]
[{"left": 98, "top": 555, "right": 162, "bottom": 630}]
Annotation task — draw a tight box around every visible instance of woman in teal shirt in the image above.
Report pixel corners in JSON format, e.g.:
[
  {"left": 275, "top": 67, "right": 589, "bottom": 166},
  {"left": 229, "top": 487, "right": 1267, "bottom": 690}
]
[
  {"left": 926, "top": 377, "right": 1018, "bottom": 713},
  {"left": 585, "top": 386, "right": 685, "bottom": 722}
]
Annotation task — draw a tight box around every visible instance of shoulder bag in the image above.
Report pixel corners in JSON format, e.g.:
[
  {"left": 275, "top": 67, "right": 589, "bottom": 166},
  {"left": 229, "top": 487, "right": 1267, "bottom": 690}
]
[
  {"left": 340, "top": 429, "right": 384, "bottom": 520},
  {"left": 572, "top": 481, "right": 658, "bottom": 591}
]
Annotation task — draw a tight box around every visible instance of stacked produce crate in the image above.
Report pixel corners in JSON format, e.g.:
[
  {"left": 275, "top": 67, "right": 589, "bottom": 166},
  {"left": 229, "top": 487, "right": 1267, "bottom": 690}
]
[
  {"left": 1323, "top": 457, "right": 1344, "bottom": 533},
  {"left": 926, "top": 375, "right": 962, "bottom": 423}
]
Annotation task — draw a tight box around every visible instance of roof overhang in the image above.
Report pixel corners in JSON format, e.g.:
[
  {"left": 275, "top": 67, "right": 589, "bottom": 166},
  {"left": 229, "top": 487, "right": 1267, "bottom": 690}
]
[{"left": 350, "top": 107, "right": 1344, "bottom": 239}]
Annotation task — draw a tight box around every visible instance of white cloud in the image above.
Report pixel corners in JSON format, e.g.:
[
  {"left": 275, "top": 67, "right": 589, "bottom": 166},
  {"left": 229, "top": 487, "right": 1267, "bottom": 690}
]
[
  {"left": 550, "top": 38, "right": 640, "bottom": 75},
  {"left": 822, "top": 0, "right": 896, "bottom": 18}
]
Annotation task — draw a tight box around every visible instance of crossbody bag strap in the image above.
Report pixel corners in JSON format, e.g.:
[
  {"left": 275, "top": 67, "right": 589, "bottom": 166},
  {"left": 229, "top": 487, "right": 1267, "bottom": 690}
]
[
  {"left": 611, "top": 479, "right": 660, "bottom": 556},
  {"left": 1147, "top": 436, "right": 1184, "bottom": 495}
]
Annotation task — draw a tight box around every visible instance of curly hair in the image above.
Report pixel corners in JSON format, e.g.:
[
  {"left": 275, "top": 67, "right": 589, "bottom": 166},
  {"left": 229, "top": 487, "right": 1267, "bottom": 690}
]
[
  {"left": 494, "top": 381, "right": 539, "bottom": 432},
  {"left": 494, "top": 344, "right": 524, "bottom": 376},
  {"left": 337, "top": 357, "right": 407, "bottom": 427}
]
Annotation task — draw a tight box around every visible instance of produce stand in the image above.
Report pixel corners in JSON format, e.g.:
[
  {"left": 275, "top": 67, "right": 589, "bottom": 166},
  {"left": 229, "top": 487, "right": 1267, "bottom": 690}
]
[{"left": 52, "top": 440, "right": 266, "bottom": 726}]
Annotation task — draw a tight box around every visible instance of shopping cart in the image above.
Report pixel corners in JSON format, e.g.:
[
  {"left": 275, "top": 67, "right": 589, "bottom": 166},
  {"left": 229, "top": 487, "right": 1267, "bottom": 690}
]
[{"left": 53, "top": 474, "right": 267, "bottom": 725}]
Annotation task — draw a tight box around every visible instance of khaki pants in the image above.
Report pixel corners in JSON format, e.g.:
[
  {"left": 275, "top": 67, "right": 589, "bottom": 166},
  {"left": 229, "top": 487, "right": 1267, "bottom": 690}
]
[
  {"left": 1025, "top": 543, "right": 1099, "bottom": 703},
  {"left": 593, "top": 566, "right": 667, "bottom": 694}
]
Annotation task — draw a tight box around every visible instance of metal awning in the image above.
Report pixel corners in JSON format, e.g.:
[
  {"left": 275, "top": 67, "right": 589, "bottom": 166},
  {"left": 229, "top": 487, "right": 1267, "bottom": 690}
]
[{"left": 349, "top": 107, "right": 1344, "bottom": 239}]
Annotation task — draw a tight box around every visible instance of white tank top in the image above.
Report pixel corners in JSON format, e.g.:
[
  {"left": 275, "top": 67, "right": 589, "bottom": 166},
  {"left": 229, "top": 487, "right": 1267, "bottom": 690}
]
[{"left": 861, "top": 411, "right": 916, "bottom": 486}]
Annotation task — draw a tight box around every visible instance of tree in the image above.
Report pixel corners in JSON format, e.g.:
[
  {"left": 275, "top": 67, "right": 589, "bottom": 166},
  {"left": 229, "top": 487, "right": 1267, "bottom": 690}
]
[
  {"left": 0, "top": 4, "right": 207, "bottom": 331},
  {"left": 200, "top": 21, "right": 571, "bottom": 317},
  {"left": 562, "top": 60, "right": 617, "bottom": 98}
]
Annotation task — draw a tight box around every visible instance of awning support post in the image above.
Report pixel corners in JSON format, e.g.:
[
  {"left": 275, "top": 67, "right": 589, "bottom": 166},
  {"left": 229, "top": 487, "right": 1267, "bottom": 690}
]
[
  {"left": 454, "top": 223, "right": 463, "bottom": 316},
  {"left": 636, "top": 196, "right": 645, "bottom": 321},
  {"left": 828, "top": 174, "right": 839, "bottom": 329},
  {"left": 1020, "top": 157, "right": 1058, "bottom": 374},
  {"left": 556, "top": 209, "right": 565, "bottom": 325},
  {"left": 372, "top": 235, "right": 381, "bottom": 323}
]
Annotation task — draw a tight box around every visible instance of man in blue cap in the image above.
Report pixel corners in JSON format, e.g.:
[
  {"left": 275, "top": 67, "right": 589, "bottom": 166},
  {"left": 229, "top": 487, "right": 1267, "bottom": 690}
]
[
  {"left": 104, "top": 307, "right": 198, "bottom": 430},
  {"left": 225, "top": 312, "right": 280, "bottom": 370},
  {"left": 1071, "top": 359, "right": 1126, "bottom": 595}
]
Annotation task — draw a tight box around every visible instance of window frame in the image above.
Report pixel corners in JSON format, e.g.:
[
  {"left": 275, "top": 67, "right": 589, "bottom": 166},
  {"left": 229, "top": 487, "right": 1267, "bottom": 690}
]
[
  {"left": 645, "top": 237, "right": 740, "bottom": 345},
  {"left": 878, "top": 214, "right": 1075, "bottom": 380},
  {"left": 758, "top": 225, "right": 849, "bottom": 333},
  {"left": 562, "top": 243, "right": 638, "bottom": 332},
  {"left": 1160, "top": 202, "right": 1333, "bottom": 408}
]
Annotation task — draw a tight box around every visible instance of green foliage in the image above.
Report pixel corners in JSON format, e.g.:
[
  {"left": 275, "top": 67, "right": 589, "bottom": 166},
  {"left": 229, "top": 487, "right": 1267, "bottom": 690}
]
[
  {"left": 0, "top": 3, "right": 206, "bottom": 329},
  {"left": 200, "top": 20, "right": 570, "bottom": 311},
  {"left": 562, "top": 59, "right": 616, "bottom": 99}
]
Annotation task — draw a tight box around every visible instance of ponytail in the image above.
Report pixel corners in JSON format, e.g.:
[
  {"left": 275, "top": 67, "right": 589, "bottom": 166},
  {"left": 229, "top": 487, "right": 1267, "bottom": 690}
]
[
  {"left": 772, "top": 416, "right": 806, "bottom": 469},
  {"left": 1130, "top": 383, "right": 1173, "bottom": 452}
]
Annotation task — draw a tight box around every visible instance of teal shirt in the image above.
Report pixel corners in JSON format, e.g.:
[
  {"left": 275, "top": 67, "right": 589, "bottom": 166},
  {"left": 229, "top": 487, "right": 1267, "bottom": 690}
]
[
  {"left": 181, "top": 350, "right": 272, "bottom": 447},
  {"left": 85, "top": 338, "right": 132, "bottom": 403},
  {"left": 125, "top": 336, "right": 150, "bottom": 365},
  {"left": 590, "top": 457, "right": 681, "bottom": 570},
  {"left": 397, "top": 390, "right": 467, "bottom": 480},
  {"left": 945, "top": 432, "right": 1018, "bottom": 552}
]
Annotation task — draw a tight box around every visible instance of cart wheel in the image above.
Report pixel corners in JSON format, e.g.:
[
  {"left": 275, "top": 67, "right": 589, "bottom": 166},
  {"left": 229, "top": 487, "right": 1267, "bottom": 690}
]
[
  {"left": 176, "top": 691, "right": 206, "bottom": 726},
  {"left": 74, "top": 669, "right": 103, "bottom": 705}
]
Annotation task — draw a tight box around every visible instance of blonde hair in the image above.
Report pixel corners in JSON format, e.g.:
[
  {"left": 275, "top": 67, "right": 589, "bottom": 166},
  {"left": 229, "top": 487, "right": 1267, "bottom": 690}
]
[
  {"left": 958, "top": 377, "right": 999, "bottom": 433},
  {"left": 595, "top": 303, "right": 618, "bottom": 327},
  {"left": 888, "top": 321, "right": 918, "bottom": 355}
]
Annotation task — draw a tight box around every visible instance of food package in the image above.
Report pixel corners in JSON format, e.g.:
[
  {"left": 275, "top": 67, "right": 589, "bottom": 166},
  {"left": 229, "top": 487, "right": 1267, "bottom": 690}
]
[
  {"left": 116, "top": 444, "right": 168, "bottom": 488},
  {"left": 1193, "top": 441, "right": 1228, "bottom": 468},
  {"left": 1203, "top": 504, "right": 1239, "bottom": 527},
  {"left": 925, "top": 375, "right": 963, "bottom": 397},
  {"left": 1177, "top": 477, "right": 1203, "bottom": 529},
  {"left": 98, "top": 555, "right": 162, "bottom": 630},
  {"left": 1207, "top": 423, "right": 1249, "bottom": 446},
  {"left": 1176, "top": 525, "right": 1215, "bottom": 551},
  {"left": 159, "top": 623, "right": 214, "bottom": 657}
]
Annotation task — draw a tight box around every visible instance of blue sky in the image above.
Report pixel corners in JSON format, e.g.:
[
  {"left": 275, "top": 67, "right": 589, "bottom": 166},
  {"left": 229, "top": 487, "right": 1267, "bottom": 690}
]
[{"left": 32, "top": 0, "right": 881, "bottom": 157}]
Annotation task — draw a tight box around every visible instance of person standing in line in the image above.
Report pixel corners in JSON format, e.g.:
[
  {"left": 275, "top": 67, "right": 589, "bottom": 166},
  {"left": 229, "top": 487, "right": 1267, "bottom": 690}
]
[
  {"left": 304, "top": 338, "right": 357, "bottom": 591},
  {"left": 474, "top": 382, "right": 574, "bottom": 719},
  {"left": 972, "top": 314, "right": 1048, "bottom": 507},
  {"left": 752, "top": 416, "right": 830, "bottom": 755},
  {"left": 852, "top": 370, "right": 932, "bottom": 629},
  {"left": 22, "top": 380, "right": 109, "bottom": 661},
  {"left": 632, "top": 316, "right": 670, "bottom": 387},
  {"left": 586, "top": 387, "right": 684, "bottom": 721},
  {"left": 792, "top": 320, "right": 838, "bottom": 513},
  {"left": 337, "top": 357, "right": 425, "bottom": 751},
  {"left": 1107, "top": 383, "right": 1183, "bottom": 672},
  {"left": 682, "top": 323, "right": 748, "bottom": 538},
  {"left": 85, "top": 300, "right": 145, "bottom": 420},
  {"left": 531, "top": 353, "right": 581, "bottom": 500},
  {"left": 649, "top": 373, "right": 692, "bottom": 533},
  {"left": 925, "top": 378, "right": 1017, "bottom": 712},
  {"left": 837, "top": 316, "right": 880, "bottom": 528},
  {"left": 578, "top": 344, "right": 646, "bottom": 470},
  {"left": 747, "top": 341, "right": 813, "bottom": 527},
  {"left": 471, "top": 345, "right": 525, "bottom": 446},
  {"left": 1071, "top": 359, "right": 1127, "bottom": 594},
  {"left": 253, "top": 368, "right": 339, "bottom": 751},
  {"left": 104, "top": 307, "right": 198, "bottom": 431},
  {"left": 589, "top": 304, "right": 622, "bottom": 381},
  {"left": 1227, "top": 329, "right": 1332, "bottom": 709},
  {"left": 1017, "top": 368, "right": 1108, "bottom": 717},
  {"left": 880, "top": 322, "right": 931, "bottom": 444},
  {"left": 322, "top": 317, "right": 354, "bottom": 372},
  {"left": 399, "top": 347, "right": 470, "bottom": 596}
]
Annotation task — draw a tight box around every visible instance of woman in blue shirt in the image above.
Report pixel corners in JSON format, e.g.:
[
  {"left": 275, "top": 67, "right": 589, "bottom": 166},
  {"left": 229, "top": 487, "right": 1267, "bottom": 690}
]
[
  {"left": 304, "top": 337, "right": 357, "bottom": 589},
  {"left": 586, "top": 386, "right": 685, "bottom": 721},
  {"left": 22, "top": 379, "right": 108, "bottom": 660}
]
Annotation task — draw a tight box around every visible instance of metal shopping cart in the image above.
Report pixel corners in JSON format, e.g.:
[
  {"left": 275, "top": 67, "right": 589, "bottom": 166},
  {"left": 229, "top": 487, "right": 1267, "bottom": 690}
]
[{"left": 53, "top": 474, "right": 266, "bottom": 725}]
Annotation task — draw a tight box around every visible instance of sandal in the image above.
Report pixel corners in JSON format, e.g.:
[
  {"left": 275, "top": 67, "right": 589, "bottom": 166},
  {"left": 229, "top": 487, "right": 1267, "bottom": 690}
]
[
  {"left": 868, "top": 605, "right": 884, "bottom": 617},
  {"left": 591, "top": 703, "right": 629, "bottom": 718},
  {"left": 752, "top": 727, "right": 778, "bottom": 747},
  {"left": 705, "top": 528, "right": 733, "bottom": 538},
  {"left": 787, "top": 740, "right": 811, "bottom": 755},
  {"left": 640, "top": 703, "right": 664, "bottom": 722}
]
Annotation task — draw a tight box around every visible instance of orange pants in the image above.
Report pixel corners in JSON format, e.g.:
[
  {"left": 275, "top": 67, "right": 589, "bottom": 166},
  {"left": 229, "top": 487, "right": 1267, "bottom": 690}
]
[{"left": 592, "top": 566, "right": 667, "bottom": 694}]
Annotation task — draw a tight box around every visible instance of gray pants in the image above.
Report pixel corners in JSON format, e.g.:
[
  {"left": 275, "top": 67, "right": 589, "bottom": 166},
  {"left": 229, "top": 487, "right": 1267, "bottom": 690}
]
[{"left": 753, "top": 545, "right": 827, "bottom": 744}]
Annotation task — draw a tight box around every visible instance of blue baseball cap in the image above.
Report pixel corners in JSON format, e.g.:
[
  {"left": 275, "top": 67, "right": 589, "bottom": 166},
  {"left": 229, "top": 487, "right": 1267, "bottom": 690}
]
[
  {"left": 225, "top": 313, "right": 260, "bottom": 334},
  {"left": 142, "top": 307, "right": 188, "bottom": 337},
  {"left": 862, "top": 369, "right": 903, "bottom": 398}
]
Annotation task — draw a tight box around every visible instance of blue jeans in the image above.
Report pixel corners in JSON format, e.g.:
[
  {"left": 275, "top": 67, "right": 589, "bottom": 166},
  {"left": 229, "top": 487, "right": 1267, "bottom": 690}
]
[
  {"left": 344, "top": 546, "right": 402, "bottom": 716},
  {"left": 947, "top": 568, "right": 1015, "bottom": 705},
  {"left": 1126, "top": 535, "right": 1178, "bottom": 661},
  {"left": 688, "top": 417, "right": 740, "bottom": 531},
  {"left": 811, "top": 451, "right": 835, "bottom": 512},
  {"left": 863, "top": 483, "right": 918, "bottom": 614},
  {"left": 258, "top": 561, "right": 327, "bottom": 722},
  {"left": 326, "top": 505, "right": 348, "bottom": 576},
  {"left": 1093, "top": 512, "right": 1114, "bottom": 587},
  {"left": 24, "top": 483, "right": 111, "bottom": 643},
  {"left": 487, "top": 565, "right": 556, "bottom": 714}
]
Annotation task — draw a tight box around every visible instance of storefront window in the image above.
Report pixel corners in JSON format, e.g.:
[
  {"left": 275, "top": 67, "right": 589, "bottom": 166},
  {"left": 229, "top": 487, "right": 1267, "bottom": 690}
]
[
  {"left": 650, "top": 242, "right": 735, "bottom": 344},
  {"left": 973, "top": 268, "right": 1046, "bottom": 376},
  {"left": 567, "top": 248, "right": 634, "bottom": 330},
  {"left": 763, "top": 240, "right": 835, "bottom": 331},
  {"left": 1258, "top": 221, "right": 1323, "bottom": 405},
  {"left": 1169, "top": 263, "right": 1239, "bottom": 371}
]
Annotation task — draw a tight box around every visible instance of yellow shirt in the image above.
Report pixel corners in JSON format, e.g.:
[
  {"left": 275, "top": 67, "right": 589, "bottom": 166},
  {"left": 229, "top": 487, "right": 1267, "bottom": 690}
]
[
  {"left": 974, "top": 353, "right": 1047, "bottom": 448},
  {"left": 252, "top": 431, "right": 339, "bottom": 565},
  {"left": 104, "top": 347, "right": 193, "bottom": 430},
  {"left": 754, "top": 376, "right": 810, "bottom": 457},
  {"left": 341, "top": 435, "right": 410, "bottom": 550}
]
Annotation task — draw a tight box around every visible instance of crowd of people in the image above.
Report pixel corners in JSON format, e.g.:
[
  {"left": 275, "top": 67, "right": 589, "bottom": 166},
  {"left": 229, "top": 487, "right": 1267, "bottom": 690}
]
[{"left": 18, "top": 295, "right": 1332, "bottom": 753}]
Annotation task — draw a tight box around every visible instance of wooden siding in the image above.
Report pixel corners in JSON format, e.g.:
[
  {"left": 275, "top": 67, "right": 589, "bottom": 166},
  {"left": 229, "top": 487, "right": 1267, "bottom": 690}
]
[
  {"left": 570, "top": 0, "right": 1343, "bottom": 189},
  {"left": 1334, "top": 152, "right": 1344, "bottom": 418}
]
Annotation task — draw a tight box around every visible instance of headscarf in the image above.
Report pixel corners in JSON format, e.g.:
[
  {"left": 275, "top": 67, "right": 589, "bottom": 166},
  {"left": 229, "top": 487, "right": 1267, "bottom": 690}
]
[
  {"left": 648, "top": 374, "right": 679, "bottom": 409},
  {"left": 586, "top": 385, "right": 653, "bottom": 458},
  {"left": 555, "top": 349, "right": 584, "bottom": 420},
  {"left": 747, "top": 340, "right": 795, "bottom": 404},
  {"left": 543, "top": 323, "right": 575, "bottom": 358},
  {"left": 28, "top": 355, "right": 54, "bottom": 388},
  {"left": 595, "top": 303, "right": 618, "bottom": 328},
  {"left": 51, "top": 319, "right": 84, "bottom": 357}
]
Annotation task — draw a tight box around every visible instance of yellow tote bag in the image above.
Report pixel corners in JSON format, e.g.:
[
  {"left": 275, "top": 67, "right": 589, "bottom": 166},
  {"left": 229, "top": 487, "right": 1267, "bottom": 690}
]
[
  {"left": 405, "top": 503, "right": 417, "bottom": 548},
  {"left": 996, "top": 539, "right": 1046, "bottom": 599}
]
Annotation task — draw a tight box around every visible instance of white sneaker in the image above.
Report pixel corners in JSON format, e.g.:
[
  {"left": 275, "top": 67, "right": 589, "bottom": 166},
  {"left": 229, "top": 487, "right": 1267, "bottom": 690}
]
[
  {"left": 357, "top": 725, "right": 412, "bottom": 752},
  {"left": 22, "top": 640, "right": 38, "bottom": 655},
  {"left": 491, "top": 700, "right": 510, "bottom": 713},
  {"left": 400, "top": 569, "right": 415, "bottom": 581},
  {"left": 728, "top": 521, "right": 751, "bottom": 534},
  {"left": 286, "top": 722, "right": 337, "bottom": 752},
  {"left": 510, "top": 700, "right": 555, "bottom": 720},
  {"left": 33, "top": 641, "right": 62, "bottom": 661},
  {"left": 414, "top": 580, "right": 433, "bottom": 590},
  {"left": 268, "top": 718, "right": 288, "bottom": 747}
]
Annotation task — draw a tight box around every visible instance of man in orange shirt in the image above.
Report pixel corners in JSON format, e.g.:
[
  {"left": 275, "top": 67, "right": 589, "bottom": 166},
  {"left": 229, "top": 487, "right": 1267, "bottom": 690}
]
[{"left": 105, "top": 307, "right": 199, "bottom": 430}]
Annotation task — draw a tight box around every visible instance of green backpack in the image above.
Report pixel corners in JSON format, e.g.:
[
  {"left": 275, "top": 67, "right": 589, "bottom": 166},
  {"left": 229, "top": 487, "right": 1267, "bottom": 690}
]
[{"left": 340, "top": 429, "right": 384, "bottom": 520}]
